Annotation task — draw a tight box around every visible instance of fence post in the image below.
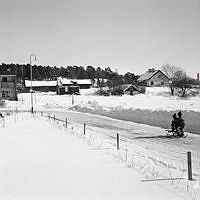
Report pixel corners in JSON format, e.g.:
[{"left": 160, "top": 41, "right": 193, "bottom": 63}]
[
  {"left": 84, "top": 123, "right": 86, "bottom": 135},
  {"left": 48, "top": 113, "right": 50, "bottom": 120},
  {"left": 3, "top": 116, "right": 5, "bottom": 128},
  {"left": 117, "top": 133, "right": 119, "bottom": 150},
  {"left": 54, "top": 115, "right": 55, "bottom": 121},
  {"left": 125, "top": 138, "right": 128, "bottom": 162},
  {"left": 187, "top": 151, "right": 193, "bottom": 181},
  {"left": 65, "top": 118, "right": 68, "bottom": 128},
  {"left": 41, "top": 111, "right": 43, "bottom": 116},
  {"left": 72, "top": 94, "right": 74, "bottom": 105}
]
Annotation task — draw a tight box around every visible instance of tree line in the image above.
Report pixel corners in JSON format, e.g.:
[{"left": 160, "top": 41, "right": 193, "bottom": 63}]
[
  {"left": 0, "top": 63, "right": 139, "bottom": 86},
  {"left": 1, "top": 63, "right": 199, "bottom": 97}
]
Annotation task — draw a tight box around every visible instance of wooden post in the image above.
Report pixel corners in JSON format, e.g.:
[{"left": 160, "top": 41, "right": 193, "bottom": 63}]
[
  {"left": 54, "top": 115, "right": 55, "bottom": 121},
  {"left": 41, "top": 111, "right": 43, "bottom": 116},
  {"left": 125, "top": 138, "right": 128, "bottom": 162},
  {"left": 48, "top": 113, "right": 50, "bottom": 120},
  {"left": 72, "top": 94, "right": 74, "bottom": 105},
  {"left": 187, "top": 151, "right": 193, "bottom": 181},
  {"left": 3, "top": 116, "right": 5, "bottom": 128},
  {"left": 84, "top": 123, "right": 86, "bottom": 135},
  {"left": 117, "top": 133, "right": 119, "bottom": 150},
  {"left": 65, "top": 118, "right": 68, "bottom": 128}
]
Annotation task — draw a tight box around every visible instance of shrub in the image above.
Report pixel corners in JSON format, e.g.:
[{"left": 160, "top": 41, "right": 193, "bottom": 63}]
[
  {"left": 0, "top": 100, "right": 5, "bottom": 107},
  {"left": 95, "top": 89, "right": 110, "bottom": 96},
  {"left": 111, "top": 87, "right": 124, "bottom": 96},
  {"left": 139, "top": 87, "right": 146, "bottom": 94}
]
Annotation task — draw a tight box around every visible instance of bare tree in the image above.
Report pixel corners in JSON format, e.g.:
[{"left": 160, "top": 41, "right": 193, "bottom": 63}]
[
  {"left": 162, "top": 64, "right": 199, "bottom": 97},
  {"left": 161, "top": 64, "right": 186, "bottom": 95},
  {"left": 174, "top": 76, "right": 200, "bottom": 97}
]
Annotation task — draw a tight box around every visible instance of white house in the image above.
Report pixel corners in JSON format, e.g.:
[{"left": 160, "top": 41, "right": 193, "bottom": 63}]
[{"left": 138, "top": 68, "right": 169, "bottom": 86}]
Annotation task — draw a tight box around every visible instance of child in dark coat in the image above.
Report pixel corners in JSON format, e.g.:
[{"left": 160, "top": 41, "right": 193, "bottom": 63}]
[
  {"left": 177, "top": 111, "right": 185, "bottom": 136},
  {"left": 171, "top": 113, "right": 178, "bottom": 132}
]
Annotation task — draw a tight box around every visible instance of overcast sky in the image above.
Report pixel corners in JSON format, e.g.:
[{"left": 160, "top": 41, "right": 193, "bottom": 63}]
[{"left": 0, "top": 0, "right": 199, "bottom": 77}]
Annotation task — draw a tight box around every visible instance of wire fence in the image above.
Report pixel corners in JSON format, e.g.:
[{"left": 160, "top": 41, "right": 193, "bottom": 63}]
[
  {"left": 1, "top": 109, "right": 200, "bottom": 199},
  {"left": 43, "top": 112, "right": 200, "bottom": 199},
  {"left": 42, "top": 112, "right": 200, "bottom": 177}
]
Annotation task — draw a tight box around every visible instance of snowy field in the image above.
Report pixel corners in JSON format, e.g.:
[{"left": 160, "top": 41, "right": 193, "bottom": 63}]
[
  {"left": 1, "top": 87, "right": 200, "bottom": 199},
  {"left": 3, "top": 87, "right": 200, "bottom": 112},
  {"left": 0, "top": 112, "right": 199, "bottom": 200},
  {"left": 2, "top": 87, "right": 200, "bottom": 134}
]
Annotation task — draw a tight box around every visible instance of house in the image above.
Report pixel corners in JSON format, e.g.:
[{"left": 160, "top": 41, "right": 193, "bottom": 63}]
[
  {"left": 25, "top": 78, "right": 92, "bottom": 93},
  {"left": 56, "top": 78, "right": 92, "bottom": 95},
  {"left": 120, "top": 84, "right": 140, "bottom": 95},
  {"left": 57, "top": 78, "right": 79, "bottom": 95},
  {"left": 137, "top": 68, "right": 169, "bottom": 86},
  {"left": 111, "top": 84, "right": 140, "bottom": 96},
  {"left": 0, "top": 75, "right": 18, "bottom": 100},
  {"left": 57, "top": 84, "right": 80, "bottom": 95},
  {"left": 57, "top": 78, "right": 92, "bottom": 89}
]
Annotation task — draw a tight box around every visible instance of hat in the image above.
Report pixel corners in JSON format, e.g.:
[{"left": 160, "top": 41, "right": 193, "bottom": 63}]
[
  {"left": 178, "top": 111, "right": 182, "bottom": 116},
  {"left": 172, "top": 113, "right": 177, "bottom": 118}
]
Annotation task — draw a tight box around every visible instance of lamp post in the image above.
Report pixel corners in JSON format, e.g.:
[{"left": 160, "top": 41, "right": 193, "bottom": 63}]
[{"left": 30, "top": 54, "right": 37, "bottom": 113}]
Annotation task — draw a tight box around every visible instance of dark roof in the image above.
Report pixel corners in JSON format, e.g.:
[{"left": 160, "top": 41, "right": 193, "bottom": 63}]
[
  {"left": 138, "top": 70, "right": 169, "bottom": 82},
  {"left": 117, "top": 84, "right": 140, "bottom": 91}
]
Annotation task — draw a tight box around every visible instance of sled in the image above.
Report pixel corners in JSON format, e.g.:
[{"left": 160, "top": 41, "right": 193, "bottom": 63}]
[{"left": 165, "top": 129, "right": 188, "bottom": 138}]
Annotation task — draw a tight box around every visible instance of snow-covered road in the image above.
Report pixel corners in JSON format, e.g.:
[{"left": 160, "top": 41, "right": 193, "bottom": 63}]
[{"left": 49, "top": 110, "right": 200, "bottom": 182}]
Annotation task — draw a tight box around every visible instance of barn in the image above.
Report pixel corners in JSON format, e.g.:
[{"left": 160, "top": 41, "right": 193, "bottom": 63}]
[
  {"left": 25, "top": 78, "right": 92, "bottom": 94},
  {"left": 57, "top": 78, "right": 92, "bottom": 89}
]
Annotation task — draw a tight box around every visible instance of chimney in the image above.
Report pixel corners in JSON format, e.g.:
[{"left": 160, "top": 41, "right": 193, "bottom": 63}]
[
  {"left": 197, "top": 73, "right": 199, "bottom": 81},
  {"left": 148, "top": 68, "right": 155, "bottom": 73}
]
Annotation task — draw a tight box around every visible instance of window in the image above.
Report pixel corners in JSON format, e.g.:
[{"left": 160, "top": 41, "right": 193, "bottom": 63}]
[
  {"left": 161, "top": 81, "right": 164, "bottom": 85},
  {"left": 2, "top": 77, "right": 7, "bottom": 82},
  {"left": 2, "top": 91, "right": 5, "bottom": 97},
  {"left": 151, "top": 81, "right": 154, "bottom": 85},
  {"left": 2, "top": 91, "right": 9, "bottom": 98}
]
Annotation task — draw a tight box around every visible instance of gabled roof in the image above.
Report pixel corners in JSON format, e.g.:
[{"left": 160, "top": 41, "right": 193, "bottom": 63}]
[
  {"left": 115, "top": 84, "right": 140, "bottom": 92},
  {"left": 138, "top": 70, "right": 169, "bottom": 82}
]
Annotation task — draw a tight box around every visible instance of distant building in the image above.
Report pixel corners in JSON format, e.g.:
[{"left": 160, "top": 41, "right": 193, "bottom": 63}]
[
  {"left": 137, "top": 68, "right": 169, "bottom": 86},
  {"left": 25, "top": 78, "right": 92, "bottom": 93},
  {"left": 118, "top": 84, "right": 140, "bottom": 95},
  {"left": 57, "top": 85, "right": 80, "bottom": 95},
  {"left": 57, "top": 78, "right": 92, "bottom": 89},
  {"left": 0, "top": 75, "right": 18, "bottom": 100},
  {"left": 57, "top": 78, "right": 92, "bottom": 95}
]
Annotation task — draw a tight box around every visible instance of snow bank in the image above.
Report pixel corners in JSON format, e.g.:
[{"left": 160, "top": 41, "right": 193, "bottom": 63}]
[{"left": 0, "top": 113, "right": 193, "bottom": 200}]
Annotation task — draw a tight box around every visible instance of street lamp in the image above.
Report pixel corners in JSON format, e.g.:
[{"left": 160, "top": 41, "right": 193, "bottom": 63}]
[{"left": 30, "top": 54, "right": 37, "bottom": 113}]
